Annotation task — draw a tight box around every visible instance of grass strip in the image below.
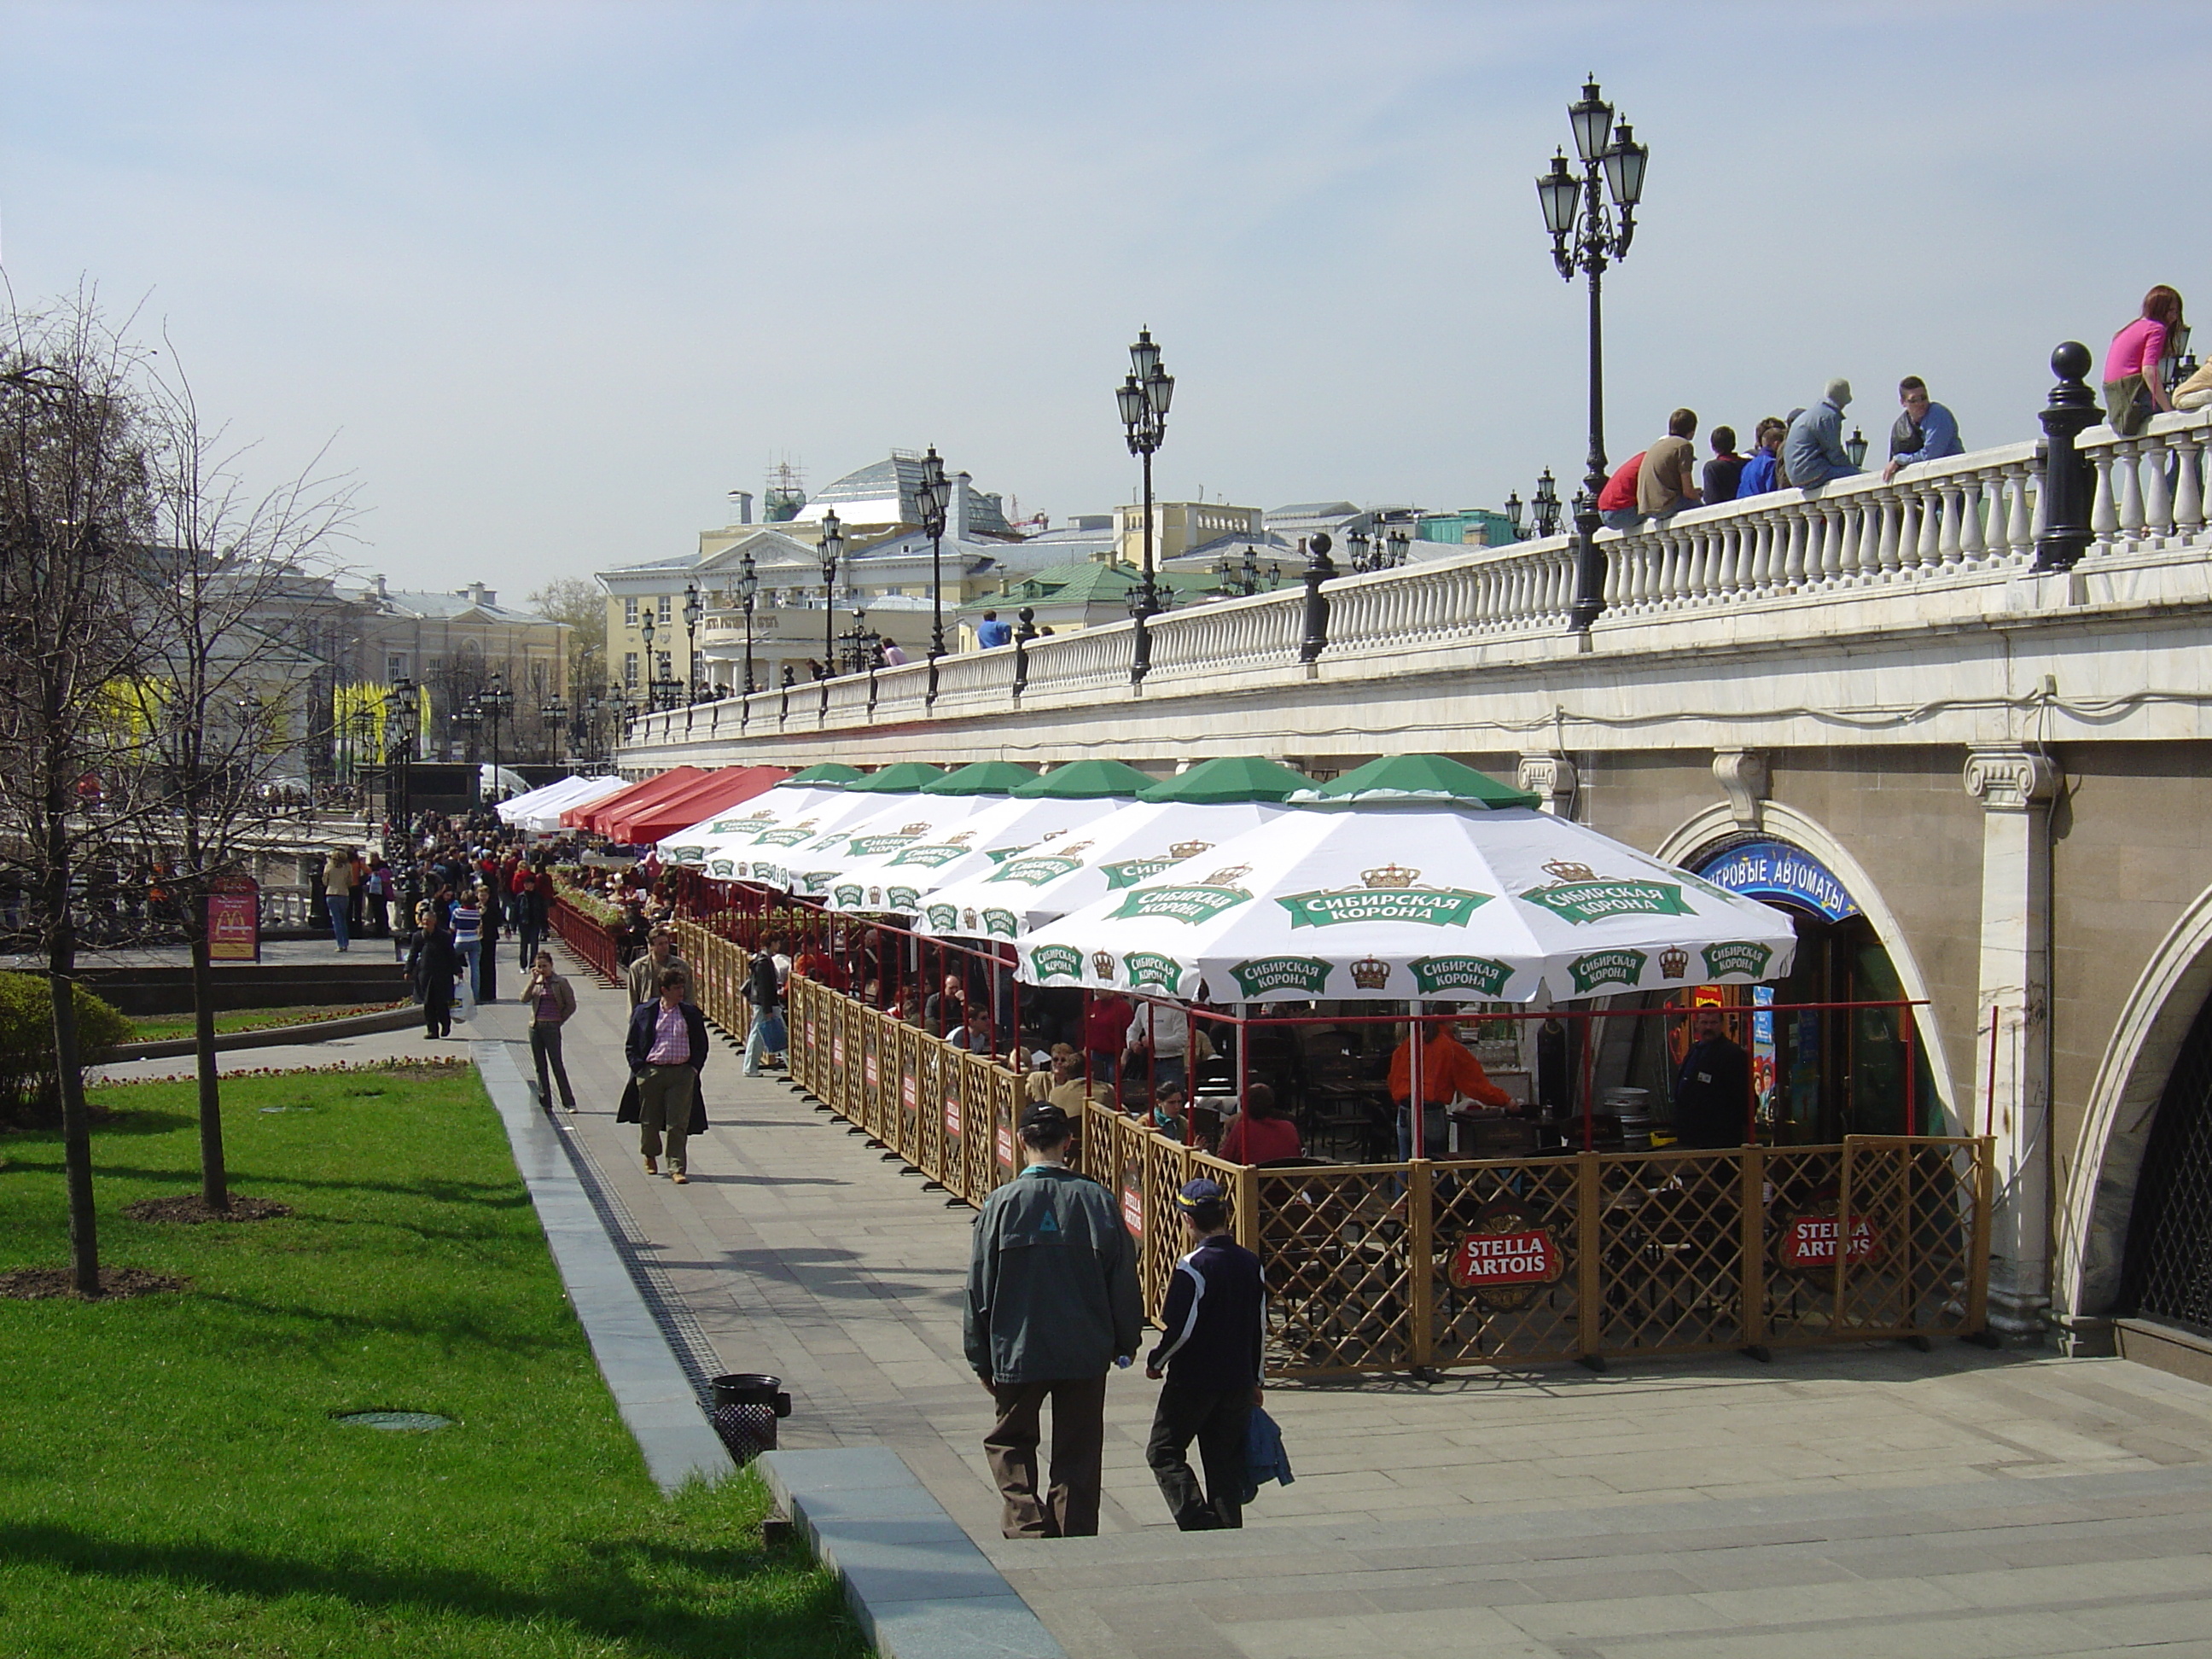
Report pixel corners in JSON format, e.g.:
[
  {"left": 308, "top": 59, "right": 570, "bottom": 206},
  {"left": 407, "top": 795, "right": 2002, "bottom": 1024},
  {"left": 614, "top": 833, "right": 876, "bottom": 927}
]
[
  {"left": 0, "top": 1067, "right": 868, "bottom": 1658},
  {"left": 125, "top": 1000, "right": 410, "bottom": 1043}
]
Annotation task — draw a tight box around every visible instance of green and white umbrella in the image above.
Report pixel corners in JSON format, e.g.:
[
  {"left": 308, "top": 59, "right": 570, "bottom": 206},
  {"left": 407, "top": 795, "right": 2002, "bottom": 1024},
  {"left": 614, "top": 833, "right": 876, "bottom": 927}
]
[
  {"left": 1017, "top": 755, "right": 1797, "bottom": 1004},
  {"left": 819, "top": 792, "right": 1136, "bottom": 915},
  {"left": 761, "top": 762, "right": 1034, "bottom": 895},
  {"left": 662, "top": 782, "right": 854, "bottom": 868}
]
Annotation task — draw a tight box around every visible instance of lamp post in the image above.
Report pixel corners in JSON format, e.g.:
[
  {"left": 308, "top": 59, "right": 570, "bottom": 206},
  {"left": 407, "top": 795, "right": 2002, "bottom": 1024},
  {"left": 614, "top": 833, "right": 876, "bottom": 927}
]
[
  {"left": 916, "top": 445, "right": 950, "bottom": 703},
  {"left": 451, "top": 702, "right": 481, "bottom": 764},
  {"left": 480, "top": 669, "right": 512, "bottom": 791},
  {"left": 1505, "top": 492, "right": 1524, "bottom": 538},
  {"left": 639, "top": 612, "right": 659, "bottom": 709},
  {"left": 1116, "top": 327, "right": 1174, "bottom": 684},
  {"left": 538, "top": 694, "right": 567, "bottom": 762},
  {"left": 1532, "top": 469, "right": 1563, "bottom": 538},
  {"left": 682, "top": 580, "right": 703, "bottom": 702},
  {"left": 1844, "top": 428, "right": 1870, "bottom": 469},
  {"left": 818, "top": 509, "right": 843, "bottom": 676},
  {"left": 737, "top": 547, "right": 759, "bottom": 698},
  {"left": 383, "top": 676, "right": 415, "bottom": 838},
  {"left": 1536, "top": 77, "right": 1649, "bottom": 633}
]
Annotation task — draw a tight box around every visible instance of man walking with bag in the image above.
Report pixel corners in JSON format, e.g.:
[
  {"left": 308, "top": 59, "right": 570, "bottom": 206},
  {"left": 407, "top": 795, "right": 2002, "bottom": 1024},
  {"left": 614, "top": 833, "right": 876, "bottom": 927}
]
[
  {"left": 625, "top": 966, "right": 709, "bottom": 1185},
  {"left": 963, "top": 1102, "right": 1141, "bottom": 1539},
  {"left": 1145, "top": 1178, "right": 1265, "bottom": 1530}
]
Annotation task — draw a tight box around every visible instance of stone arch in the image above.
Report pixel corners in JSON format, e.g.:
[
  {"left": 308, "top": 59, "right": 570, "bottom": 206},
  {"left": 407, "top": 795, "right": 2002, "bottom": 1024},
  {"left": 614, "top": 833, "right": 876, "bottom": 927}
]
[
  {"left": 1655, "top": 802, "right": 1961, "bottom": 1126},
  {"left": 2053, "top": 883, "right": 2212, "bottom": 1320}
]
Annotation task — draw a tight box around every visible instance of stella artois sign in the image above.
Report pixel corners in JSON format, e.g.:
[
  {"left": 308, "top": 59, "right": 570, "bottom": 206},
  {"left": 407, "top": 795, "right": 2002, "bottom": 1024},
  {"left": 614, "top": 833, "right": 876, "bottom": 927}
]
[
  {"left": 1777, "top": 1200, "right": 1884, "bottom": 1272},
  {"left": 1520, "top": 859, "right": 1694, "bottom": 925},
  {"left": 1228, "top": 956, "right": 1332, "bottom": 998},
  {"left": 899, "top": 1070, "right": 918, "bottom": 1115},
  {"left": 1447, "top": 1202, "right": 1565, "bottom": 1312},
  {"left": 943, "top": 1086, "right": 962, "bottom": 1138},
  {"left": 1277, "top": 864, "right": 1492, "bottom": 929}
]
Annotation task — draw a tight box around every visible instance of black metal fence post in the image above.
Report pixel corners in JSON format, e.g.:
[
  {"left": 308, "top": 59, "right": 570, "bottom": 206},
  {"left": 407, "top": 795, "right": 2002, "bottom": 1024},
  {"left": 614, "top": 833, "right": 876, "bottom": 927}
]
[
  {"left": 2033, "top": 341, "right": 2103, "bottom": 573},
  {"left": 1011, "top": 606, "right": 1035, "bottom": 696},
  {"left": 1298, "top": 533, "right": 1336, "bottom": 664}
]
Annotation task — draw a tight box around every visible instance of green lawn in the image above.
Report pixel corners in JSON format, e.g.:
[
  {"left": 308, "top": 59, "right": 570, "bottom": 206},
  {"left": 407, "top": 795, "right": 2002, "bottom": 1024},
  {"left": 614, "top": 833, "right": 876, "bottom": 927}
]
[
  {"left": 125, "top": 1001, "right": 407, "bottom": 1043},
  {"left": 0, "top": 1067, "right": 867, "bottom": 1658}
]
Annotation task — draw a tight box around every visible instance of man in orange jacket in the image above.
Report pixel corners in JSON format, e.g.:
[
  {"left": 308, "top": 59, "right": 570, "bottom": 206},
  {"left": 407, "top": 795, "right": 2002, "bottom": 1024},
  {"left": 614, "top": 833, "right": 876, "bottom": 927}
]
[{"left": 1388, "top": 1019, "right": 1511, "bottom": 1159}]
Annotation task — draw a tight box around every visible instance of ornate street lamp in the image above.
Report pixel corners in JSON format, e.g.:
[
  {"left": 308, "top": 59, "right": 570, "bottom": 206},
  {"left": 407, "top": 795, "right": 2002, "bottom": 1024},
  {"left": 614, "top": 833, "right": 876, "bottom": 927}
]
[
  {"left": 479, "top": 668, "right": 512, "bottom": 789},
  {"left": 1537, "top": 76, "right": 1649, "bottom": 632},
  {"left": 383, "top": 676, "right": 416, "bottom": 833},
  {"left": 915, "top": 445, "right": 951, "bottom": 703},
  {"left": 1505, "top": 492, "right": 1524, "bottom": 538},
  {"left": 538, "top": 693, "right": 567, "bottom": 761},
  {"left": 682, "top": 580, "right": 703, "bottom": 703},
  {"left": 818, "top": 509, "right": 843, "bottom": 676},
  {"left": 736, "top": 546, "right": 759, "bottom": 700},
  {"left": 1844, "top": 427, "right": 1870, "bottom": 469},
  {"left": 451, "top": 702, "right": 482, "bottom": 765},
  {"left": 639, "top": 612, "right": 659, "bottom": 709},
  {"left": 1116, "top": 327, "right": 1174, "bottom": 683},
  {"left": 1532, "top": 468, "right": 1563, "bottom": 538}
]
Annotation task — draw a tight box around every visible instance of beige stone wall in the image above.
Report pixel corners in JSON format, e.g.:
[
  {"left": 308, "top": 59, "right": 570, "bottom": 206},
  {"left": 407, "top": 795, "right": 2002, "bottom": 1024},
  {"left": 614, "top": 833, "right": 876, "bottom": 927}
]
[{"left": 2051, "top": 742, "right": 2212, "bottom": 1173}]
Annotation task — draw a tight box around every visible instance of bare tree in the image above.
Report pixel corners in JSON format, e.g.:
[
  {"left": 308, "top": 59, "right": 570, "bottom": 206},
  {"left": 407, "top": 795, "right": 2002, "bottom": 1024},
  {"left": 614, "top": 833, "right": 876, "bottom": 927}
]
[
  {"left": 0, "top": 292, "right": 163, "bottom": 1295},
  {"left": 111, "top": 356, "right": 355, "bottom": 1213}
]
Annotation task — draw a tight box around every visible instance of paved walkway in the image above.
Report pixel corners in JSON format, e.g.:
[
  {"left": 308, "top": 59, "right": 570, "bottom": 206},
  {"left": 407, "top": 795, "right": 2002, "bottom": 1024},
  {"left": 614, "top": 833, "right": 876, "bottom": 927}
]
[{"left": 476, "top": 949, "right": 2212, "bottom": 1656}]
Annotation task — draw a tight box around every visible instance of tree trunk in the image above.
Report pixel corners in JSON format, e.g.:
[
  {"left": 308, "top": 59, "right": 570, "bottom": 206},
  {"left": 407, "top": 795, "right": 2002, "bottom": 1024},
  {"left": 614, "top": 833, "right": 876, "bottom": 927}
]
[
  {"left": 191, "top": 929, "right": 228, "bottom": 1211},
  {"left": 48, "top": 917, "right": 99, "bottom": 1298}
]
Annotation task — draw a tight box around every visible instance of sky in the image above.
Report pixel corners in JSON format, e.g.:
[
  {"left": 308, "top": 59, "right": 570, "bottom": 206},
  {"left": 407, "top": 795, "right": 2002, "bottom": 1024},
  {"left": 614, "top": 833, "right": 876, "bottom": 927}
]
[{"left": 3, "top": 1, "right": 2207, "bottom": 594}]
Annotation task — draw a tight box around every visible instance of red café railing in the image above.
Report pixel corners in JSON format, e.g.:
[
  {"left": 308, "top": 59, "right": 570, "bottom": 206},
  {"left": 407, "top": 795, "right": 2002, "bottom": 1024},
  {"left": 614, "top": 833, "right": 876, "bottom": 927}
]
[{"left": 549, "top": 896, "right": 621, "bottom": 986}]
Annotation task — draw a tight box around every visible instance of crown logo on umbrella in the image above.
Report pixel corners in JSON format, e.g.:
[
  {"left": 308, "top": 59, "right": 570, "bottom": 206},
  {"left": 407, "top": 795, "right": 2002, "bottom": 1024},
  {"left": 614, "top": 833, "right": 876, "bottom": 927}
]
[
  {"left": 1168, "top": 839, "right": 1214, "bottom": 860},
  {"left": 1542, "top": 859, "right": 1598, "bottom": 883},
  {"left": 1200, "top": 865, "right": 1250, "bottom": 888},
  {"left": 1362, "top": 864, "right": 1419, "bottom": 888},
  {"left": 899, "top": 822, "right": 929, "bottom": 835},
  {"left": 962, "top": 907, "right": 979, "bottom": 930},
  {"left": 1659, "top": 946, "right": 1689, "bottom": 979},
  {"left": 945, "top": 830, "right": 975, "bottom": 844},
  {"left": 1091, "top": 950, "right": 1116, "bottom": 981},
  {"left": 1349, "top": 956, "right": 1392, "bottom": 990},
  {"left": 1060, "top": 841, "right": 1092, "bottom": 858}
]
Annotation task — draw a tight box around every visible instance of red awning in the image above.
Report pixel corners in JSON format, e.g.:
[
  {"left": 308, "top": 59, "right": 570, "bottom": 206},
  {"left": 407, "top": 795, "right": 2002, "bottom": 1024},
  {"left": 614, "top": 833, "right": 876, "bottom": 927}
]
[
  {"left": 613, "top": 765, "right": 791, "bottom": 844},
  {"left": 564, "top": 766, "right": 704, "bottom": 834}
]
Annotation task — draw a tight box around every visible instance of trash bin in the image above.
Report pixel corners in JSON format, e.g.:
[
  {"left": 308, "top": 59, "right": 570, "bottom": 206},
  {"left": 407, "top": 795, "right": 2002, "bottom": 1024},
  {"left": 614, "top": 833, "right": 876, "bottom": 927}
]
[{"left": 708, "top": 1372, "right": 791, "bottom": 1463}]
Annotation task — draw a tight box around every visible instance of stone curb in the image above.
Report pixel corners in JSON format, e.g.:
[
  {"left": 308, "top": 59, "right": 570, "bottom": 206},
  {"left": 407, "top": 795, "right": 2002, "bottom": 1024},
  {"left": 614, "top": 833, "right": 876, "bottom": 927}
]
[
  {"left": 760, "top": 1447, "right": 1068, "bottom": 1659},
  {"left": 108, "top": 1004, "right": 419, "bottom": 1061},
  {"left": 471, "top": 1035, "right": 735, "bottom": 1493}
]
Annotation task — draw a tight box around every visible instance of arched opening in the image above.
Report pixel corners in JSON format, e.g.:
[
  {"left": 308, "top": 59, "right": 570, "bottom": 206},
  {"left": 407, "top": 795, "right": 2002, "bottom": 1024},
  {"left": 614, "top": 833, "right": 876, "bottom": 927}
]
[
  {"left": 1677, "top": 830, "right": 1940, "bottom": 1142},
  {"left": 2118, "top": 989, "right": 2212, "bottom": 1336}
]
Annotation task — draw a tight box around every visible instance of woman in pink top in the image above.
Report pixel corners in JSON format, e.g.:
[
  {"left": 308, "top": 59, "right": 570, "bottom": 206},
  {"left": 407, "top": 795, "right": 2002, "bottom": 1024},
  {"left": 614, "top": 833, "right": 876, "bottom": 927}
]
[{"left": 2104, "top": 285, "right": 2186, "bottom": 434}]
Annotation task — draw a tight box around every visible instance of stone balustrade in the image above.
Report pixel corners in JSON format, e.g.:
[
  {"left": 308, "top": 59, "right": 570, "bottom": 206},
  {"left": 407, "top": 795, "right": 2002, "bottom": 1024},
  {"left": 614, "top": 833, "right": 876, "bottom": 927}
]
[{"left": 620, "top": 410, "right": 2212, "bottom": 754}]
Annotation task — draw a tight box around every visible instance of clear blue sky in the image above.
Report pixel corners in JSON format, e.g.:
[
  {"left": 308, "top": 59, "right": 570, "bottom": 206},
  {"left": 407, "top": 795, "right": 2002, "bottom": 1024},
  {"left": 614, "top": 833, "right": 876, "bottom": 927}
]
[{"left": 3, "top": 1, "right": 2205, "bottom": 591}]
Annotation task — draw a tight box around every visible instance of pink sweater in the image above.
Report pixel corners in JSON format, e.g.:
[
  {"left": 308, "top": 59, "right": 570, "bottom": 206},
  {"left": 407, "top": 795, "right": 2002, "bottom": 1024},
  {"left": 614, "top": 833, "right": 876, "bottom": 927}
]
[{"left": 2104, "top": 317, "right": 2168, "bottom": 382}]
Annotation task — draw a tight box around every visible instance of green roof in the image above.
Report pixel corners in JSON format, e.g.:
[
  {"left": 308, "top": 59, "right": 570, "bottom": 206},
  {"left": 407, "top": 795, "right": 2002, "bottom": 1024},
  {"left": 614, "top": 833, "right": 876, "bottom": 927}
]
[
  {"left": 1138, "top": 756, "right": 1314, "bottom": 804},
  {"left": 1297, "top": 754, "right": 1539, "bottom": 809},
  {"left": 921, "top": 761, "right": 1039, "bottom": 796},
  {"left": 787, "top": 762, "right": 864, "bottom": 786},
  {"left": 1010, "top": 759, "right": 1158, "bottom": 799},
  {"left": 841, "top": 762, "right": 947, "bottom": 794}
]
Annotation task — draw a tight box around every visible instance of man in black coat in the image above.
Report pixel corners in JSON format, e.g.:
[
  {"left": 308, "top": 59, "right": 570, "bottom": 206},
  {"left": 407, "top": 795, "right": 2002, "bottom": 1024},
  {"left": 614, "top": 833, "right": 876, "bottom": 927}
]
[
  {"left": 625, "top": 965, "right": 710, "bottom": 1184},
  {"left": 1672, "top": 1005, "right": 1753, "bottom": 1148}
]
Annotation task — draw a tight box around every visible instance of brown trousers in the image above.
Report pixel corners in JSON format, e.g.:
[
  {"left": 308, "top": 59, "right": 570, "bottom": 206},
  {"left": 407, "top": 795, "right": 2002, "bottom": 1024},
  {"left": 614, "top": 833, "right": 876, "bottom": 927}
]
[
  {"left": 637, "top": 1064, "right": 694, "bottom": 1172},
  {"left": 984, "top": 1374, "right": 1109, "bottom": 1539}
]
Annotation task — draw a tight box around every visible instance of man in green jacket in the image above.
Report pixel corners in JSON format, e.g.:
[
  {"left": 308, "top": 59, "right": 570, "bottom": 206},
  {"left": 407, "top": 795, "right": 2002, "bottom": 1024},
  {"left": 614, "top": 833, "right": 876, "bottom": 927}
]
[{"left": 963, "top": 1101, "right": 1142, "bottom": 1539}]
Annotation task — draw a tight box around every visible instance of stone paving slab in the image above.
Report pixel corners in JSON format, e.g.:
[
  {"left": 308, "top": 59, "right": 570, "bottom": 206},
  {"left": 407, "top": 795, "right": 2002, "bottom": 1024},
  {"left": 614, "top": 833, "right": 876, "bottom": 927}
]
[{"left": 509, "top": 944, "right": 2212, "bottom": 1656}]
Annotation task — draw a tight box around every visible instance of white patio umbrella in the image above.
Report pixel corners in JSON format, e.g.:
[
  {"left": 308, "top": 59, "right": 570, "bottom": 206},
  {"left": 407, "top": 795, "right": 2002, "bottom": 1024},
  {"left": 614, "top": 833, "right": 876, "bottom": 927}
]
[
  {"left": 509, "top": 775, "right": 628, "bottom": 833},
  {"left": 661, "top": 783, "right": 854, "bottom": 867},
  {"left": 758, "top": 761, "right": 1038, "bottom": 894},
  {"left": 915, "top": 796, "right": 1296, "bottom": 941},
  {"left": 818, "top": 792, "right": 1134, "bottom": 916},
  {"left": 1017, "top": 755, "right": 1796, "bottom": 1004}
]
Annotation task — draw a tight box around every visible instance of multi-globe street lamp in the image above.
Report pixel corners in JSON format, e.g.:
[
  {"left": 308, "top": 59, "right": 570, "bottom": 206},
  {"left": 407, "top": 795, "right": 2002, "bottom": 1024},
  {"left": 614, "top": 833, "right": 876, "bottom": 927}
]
[
  {"left": 736, "top": 547, "right": 760, "bottom": 719},
  {"left": 1115, "top": 327, "right": 1174, "bottom": 684},
  {"left": 818, "top": 509, "right": 843, "bottom": 677},
  {"left": 1536, "top": 77, "right": 1649, "bottom": 632},
  {"left": 538, "top": 693, "right": 567, "bottom": 762},
  {"left": 916, "top": 445, "right": 951, "bottom": 702},
  {"left": 638, "top": 611, "right": 660, "bottom": 708},
  {"left": 1531, "top": 469, "right": 1563, "bottom": 538},
  {"left": 383, "top": 676, "right": 416, "bottom": 835},
  {"left": 480, "top": 669, "right": 512, "bottom": 791},
  {"left": 683, "top": 580, "right": 703, "bottom": 703}
]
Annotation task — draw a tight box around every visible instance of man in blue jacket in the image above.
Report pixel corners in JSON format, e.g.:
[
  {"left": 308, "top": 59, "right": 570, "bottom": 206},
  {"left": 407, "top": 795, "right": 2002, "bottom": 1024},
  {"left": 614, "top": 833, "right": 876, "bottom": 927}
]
[
  {"left": 1145, "top": 1178, "right": 1265, "bottom": 1529},
  {"left": 625, "top": 965, "right": 710, "bottom": 1184},
  {"left": 964, "top": 1102, "right": 1142, "bottom": 1539}
]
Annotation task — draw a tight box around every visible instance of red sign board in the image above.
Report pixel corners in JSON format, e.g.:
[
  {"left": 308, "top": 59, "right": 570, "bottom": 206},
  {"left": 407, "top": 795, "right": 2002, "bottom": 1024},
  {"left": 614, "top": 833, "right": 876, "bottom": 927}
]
[
  {"left": 207, "top": 875, "right": 260, "bottom": 963},
  {"left": 995, "top": 1125, "right": 1014, "bottom": 1167},
  {"left": 944, "top": 1091, "right": 962, "bottom": 1138},
  {"left": 1448, "top": 1226, "right": 1562, "bottom": 1289},
  {"left": 1121, "top": 1184, "right": 1144, "bottom": 1237},
  {"left": 900, "top": 1072, "right": 918, "bottom": 1115},
  {"left": 1778, "top": 1210, "right": 1883, "bottom": 1270}
]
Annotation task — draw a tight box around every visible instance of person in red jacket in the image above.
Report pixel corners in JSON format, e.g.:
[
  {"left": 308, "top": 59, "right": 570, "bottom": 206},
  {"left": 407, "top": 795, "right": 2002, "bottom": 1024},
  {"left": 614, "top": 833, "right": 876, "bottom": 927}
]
[
  {"left": 1219, "top": 1084, "right": 1302, "bottom": 1166},
  {"left": 1084, "top": 992, "right": 1135, "bottom": 1089},
  {"left": 1596, "top": 451, "right": 1644, "bottom": 531},
  {"left": 1389, "top": 1019, "right": 1510, "bottom": 1159}
]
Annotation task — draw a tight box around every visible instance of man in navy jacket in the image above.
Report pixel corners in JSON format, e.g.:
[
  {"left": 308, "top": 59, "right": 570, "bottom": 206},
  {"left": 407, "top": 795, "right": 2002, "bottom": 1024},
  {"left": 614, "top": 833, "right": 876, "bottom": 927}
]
[
  {"left": 1145, "top": 1178, "right": 1265, "bottom": 1529},
  {"left": 626, "top": 965, "right": 710, "bottom": 1183}
]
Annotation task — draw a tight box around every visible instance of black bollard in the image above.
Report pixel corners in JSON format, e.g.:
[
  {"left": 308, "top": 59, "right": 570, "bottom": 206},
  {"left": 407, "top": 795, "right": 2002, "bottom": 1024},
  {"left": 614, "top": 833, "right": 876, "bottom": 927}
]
[
  {"left": 1299, "top": 533, "right": 1336, "bottom": 664},
  {"left": 1011, "top": 605, "right": 1036, "bottom": 696},
  {"left": 2033, "top": 341, "right": 2103, "bottom": 573}
]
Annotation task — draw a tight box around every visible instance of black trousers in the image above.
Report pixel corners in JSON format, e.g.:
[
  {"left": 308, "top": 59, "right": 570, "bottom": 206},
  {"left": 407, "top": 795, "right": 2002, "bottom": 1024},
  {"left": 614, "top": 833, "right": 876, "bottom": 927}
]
[
  {"left": 422, "top": 989, "right": 452, "bottom": 1038},
  {"left": 1145, "top": 1377, "right": 1251, "bottom": 1530},
  {"left": 530, "top": 1022, "right": 574, "bottom": 1109}
]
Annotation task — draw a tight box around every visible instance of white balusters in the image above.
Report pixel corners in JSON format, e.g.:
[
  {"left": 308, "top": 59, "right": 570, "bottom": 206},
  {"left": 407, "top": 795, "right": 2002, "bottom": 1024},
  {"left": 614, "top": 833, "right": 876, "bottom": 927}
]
[
  {"left": 2116, "top": 439, "right": 2146, "bottom": 544},
  {"left": 1959, "top": 473, "right": 1988, "bottom": 568},
  {"left": 2090, "top": 445, "right": 2119, "bottom": 544},
  {"left": 2175, "top": 426, "right": 2206, "bottom": 537}
]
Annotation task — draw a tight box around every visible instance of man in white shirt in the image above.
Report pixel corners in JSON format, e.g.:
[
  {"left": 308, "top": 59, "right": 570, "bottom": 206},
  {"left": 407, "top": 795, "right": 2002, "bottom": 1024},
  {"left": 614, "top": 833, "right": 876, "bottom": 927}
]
[{"left": 1126, "top": 998, "right": 1190, "bottom": 1100}]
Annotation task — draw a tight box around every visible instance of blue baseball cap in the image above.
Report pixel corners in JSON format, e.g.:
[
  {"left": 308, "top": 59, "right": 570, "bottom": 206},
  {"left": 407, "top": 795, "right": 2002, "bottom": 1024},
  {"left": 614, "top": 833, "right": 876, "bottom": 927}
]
[{"left": 1175, "top": 1178, "right": 1225, "bottom": 1210}]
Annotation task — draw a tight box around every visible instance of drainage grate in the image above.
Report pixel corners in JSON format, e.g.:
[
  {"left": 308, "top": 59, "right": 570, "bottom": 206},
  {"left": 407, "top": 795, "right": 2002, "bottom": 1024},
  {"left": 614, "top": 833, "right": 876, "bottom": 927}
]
[{"left": 334, "top": 1410, "right": 453, "bottom": 1431}]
